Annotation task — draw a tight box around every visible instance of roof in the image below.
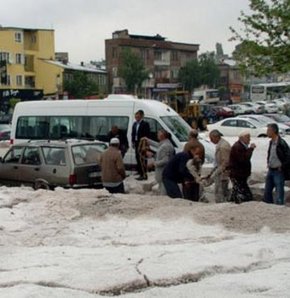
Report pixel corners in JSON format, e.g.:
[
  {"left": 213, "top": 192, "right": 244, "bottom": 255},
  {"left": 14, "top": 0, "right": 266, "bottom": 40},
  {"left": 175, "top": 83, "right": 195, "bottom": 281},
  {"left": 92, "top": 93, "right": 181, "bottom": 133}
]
[
  {"left": 129, "top": 33, "right": 166, "bottom": 41},
  {"left": 252, "top": 82, "right": 290, "bottom": 87},
  {"left": 44, "top": 60, "right": 107, "bottom": 74},
  {"left": 0, "top": 26, "right": 54, "bottom": 32}
]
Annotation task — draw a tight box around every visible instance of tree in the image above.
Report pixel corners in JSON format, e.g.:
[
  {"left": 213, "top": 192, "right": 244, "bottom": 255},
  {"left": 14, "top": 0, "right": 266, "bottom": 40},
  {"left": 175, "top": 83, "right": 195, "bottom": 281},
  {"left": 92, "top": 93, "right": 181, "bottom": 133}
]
[
  {"left": 178, "top": 53, "right": 220, "bottom": 94},
  {"left": 178, "top": 59, "right": 201, "bottom": 95},
  {"left": 118, "top": 48, "right": 149, "bottom": 94},
  {"left": 230, "top": 0, "right": 290, "bottom": 76},
  {"left": 63, "top": 71, "right": 99, "bottom": 98},
  {"left": 199, "top": 52, "right": 220, "bottom": 88}
]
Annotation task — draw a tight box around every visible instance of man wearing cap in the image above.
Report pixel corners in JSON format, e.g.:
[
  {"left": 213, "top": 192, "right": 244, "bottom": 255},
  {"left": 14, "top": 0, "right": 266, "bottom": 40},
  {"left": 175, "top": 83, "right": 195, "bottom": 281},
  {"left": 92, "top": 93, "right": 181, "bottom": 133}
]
[
  {"left": 228, "top": 131, "right": 256, "bottom": 203},
  {"left": 207, "top": 129, "right": 231, "bottom": 203},
  {"left": 100, "top": 138, "right": 126, "bottom": 194},
  {"left": 264, "top": 123, "right": 290, "bottom": 205}
]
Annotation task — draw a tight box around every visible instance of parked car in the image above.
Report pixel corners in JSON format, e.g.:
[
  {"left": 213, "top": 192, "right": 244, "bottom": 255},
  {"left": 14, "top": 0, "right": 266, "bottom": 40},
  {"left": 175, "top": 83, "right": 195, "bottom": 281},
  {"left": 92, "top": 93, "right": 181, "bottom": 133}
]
[
  {"left": 228, "top": 104, "right": 253, "bottom": 115},
  {"left": 240, "top": 102, "right": 265, "bottom": 114},
  {"left": 264, "top": 102, "right": 279, "bottom": 113},
  {"left": 0, "top": 139, "right": 107, "bottom": 190},
  {"left": 0, "top": 124, "right": 11, "bottom": 132},
  {"left": 0, "top": 129, "right": 11, "bottom": 147},
  {"left": 207, "top": 117, "right": 268, "bottom": 137},
  {"left": 239, "top": 114, "right": 289, "bottom": 135},
  {"left": 0, "top": 129, "right": 10, "bottom": 141},
  {"left": 265, "top": 113, "right": 290, "bottom": 127},
  {"left": 211, "top": 106, "right": 235, "bottom": 119}
]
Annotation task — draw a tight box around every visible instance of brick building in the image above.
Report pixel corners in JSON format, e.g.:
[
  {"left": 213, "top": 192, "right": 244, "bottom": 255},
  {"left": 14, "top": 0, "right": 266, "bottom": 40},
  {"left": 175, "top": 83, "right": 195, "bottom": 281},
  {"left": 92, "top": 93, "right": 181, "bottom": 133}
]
[
  {"left": 218, "top": 58, "right": 244, "bottom": 103},
  {"left": 105, "top": 29, "right": 199, "bottom": 101}
]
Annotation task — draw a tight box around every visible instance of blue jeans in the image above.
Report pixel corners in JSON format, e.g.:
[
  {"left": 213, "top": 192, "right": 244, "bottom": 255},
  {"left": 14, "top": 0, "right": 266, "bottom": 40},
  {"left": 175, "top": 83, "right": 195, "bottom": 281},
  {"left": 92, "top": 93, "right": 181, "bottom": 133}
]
[
  {"left": 163, "top": 178, "right": 182, "bottom": 198},
  {"left": 264, "top": 169, "right": 285, "bottom": 205}
]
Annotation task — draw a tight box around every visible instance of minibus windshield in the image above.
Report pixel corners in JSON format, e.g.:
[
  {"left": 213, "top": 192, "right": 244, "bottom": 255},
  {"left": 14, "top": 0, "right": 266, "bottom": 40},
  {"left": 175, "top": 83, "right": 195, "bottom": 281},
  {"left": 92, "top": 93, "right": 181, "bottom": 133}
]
[{"left": 160, "top": 116, "right": 190, "bottom": 142}]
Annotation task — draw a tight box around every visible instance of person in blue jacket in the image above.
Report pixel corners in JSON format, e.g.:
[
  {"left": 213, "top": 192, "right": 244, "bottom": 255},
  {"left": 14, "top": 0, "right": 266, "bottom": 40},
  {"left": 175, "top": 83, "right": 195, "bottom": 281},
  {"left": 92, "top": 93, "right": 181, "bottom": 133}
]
[{"left": 162, "top": 142, "right": 203, "bottom": 199}]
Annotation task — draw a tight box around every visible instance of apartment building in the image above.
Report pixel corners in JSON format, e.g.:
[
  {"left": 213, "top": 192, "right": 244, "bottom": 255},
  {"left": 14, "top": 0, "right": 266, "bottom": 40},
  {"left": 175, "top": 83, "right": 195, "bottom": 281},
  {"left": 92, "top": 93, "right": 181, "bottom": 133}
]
[
  {"left": 218, "top": 58, "right": 244, "bottom": 103},
  {"left": 105, "top": 29, "right": 199, "bottom": 99},
  {"left": 0, "top": 27, "right": 62, "bottom": 112}
]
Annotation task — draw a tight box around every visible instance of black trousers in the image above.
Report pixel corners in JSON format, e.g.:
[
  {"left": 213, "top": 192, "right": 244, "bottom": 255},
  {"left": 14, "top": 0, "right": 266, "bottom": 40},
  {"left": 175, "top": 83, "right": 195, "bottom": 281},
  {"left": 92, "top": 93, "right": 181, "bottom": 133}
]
[
  {"left": 230, "top": 178, "right": 253, "bottom": 204},
  {"left": 105, "top": 183, "right": 125, "bottom": 194},
  {"left": 182, "top": 181, "right": 200, "bottom": 201}
]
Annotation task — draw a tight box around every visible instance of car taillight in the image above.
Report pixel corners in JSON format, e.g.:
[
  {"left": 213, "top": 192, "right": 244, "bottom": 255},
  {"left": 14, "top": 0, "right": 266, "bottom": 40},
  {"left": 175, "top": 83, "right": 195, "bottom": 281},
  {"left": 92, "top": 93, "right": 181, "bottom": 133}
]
[
  {"left": 69, "top": 174, "right": 77, "bottom": 185},
  {"left": 10, "top": 139, "right": 14, "bottom": 145}
]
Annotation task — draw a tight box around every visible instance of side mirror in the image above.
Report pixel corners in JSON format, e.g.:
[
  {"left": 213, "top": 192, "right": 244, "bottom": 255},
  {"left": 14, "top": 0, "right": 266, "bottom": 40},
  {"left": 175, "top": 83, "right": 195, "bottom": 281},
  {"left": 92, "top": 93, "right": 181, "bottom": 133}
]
[{"left": 0, "top": 157, "right": 3, "bottom": 163}]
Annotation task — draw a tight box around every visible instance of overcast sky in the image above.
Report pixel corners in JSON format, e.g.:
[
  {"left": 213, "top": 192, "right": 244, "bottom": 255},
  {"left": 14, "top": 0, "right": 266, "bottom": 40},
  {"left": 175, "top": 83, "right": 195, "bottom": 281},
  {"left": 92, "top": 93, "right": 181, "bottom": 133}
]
[{"left": 0, "top": 0, "right": 250, "bottom": 64}]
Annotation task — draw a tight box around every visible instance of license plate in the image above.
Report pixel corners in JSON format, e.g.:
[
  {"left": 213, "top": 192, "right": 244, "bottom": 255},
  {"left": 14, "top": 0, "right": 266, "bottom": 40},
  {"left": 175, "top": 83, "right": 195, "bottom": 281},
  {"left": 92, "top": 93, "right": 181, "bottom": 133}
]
[{"left": 89, "top": 172, "right": 98, "bottom": 178}]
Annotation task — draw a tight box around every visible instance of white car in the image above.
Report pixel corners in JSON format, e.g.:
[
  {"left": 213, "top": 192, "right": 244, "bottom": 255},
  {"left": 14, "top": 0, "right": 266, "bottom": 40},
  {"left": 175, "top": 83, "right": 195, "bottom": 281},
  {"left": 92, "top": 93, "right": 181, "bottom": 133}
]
[
  {"left": 240, "top": 102, "right": 264, "bottom": 114},
  {"left": 239, "top": 114, "right": 289, "bottom": 135},
  {"left": 264, "top": 103, "right": 279, "bottom": 113},
  {"left": 207, "top": 117, "right": 268, "bottom": 137},
  {"left": 272, "top": 99, "right": 290, "bottom": 111},
  {"left": 228, "top": 104, "right": 252, "bottom": 115}
]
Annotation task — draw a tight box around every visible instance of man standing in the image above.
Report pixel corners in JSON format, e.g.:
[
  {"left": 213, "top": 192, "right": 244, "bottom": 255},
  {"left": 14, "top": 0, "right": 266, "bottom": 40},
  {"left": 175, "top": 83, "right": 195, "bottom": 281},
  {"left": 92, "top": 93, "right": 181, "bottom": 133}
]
[
  {"left": 100, "top": 138, "right": 126, "bottom": 194},
  {"left": 107, "top": 125, "right": 129, "bottom": 158},
  {"left": 131, "top": 110, "right": 150, "bottom": 180},
  {"left": 208, "top": 129, "right": 231, "bottom": 203},
  {"left": 264, "top": 123, "right": 290, "bottom": 205},
  {"left": 147, "top": 129, "right": 175, "bottom": 195},
  {"left": 229, "top": 131, "right": 256, "bottom": 204}
]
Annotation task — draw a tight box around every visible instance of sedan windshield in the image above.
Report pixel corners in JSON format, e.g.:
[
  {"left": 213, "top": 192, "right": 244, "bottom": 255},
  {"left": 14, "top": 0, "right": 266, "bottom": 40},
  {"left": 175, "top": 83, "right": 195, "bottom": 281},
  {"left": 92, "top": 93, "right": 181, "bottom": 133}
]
[{"left": 160, "top": 116, "right": 191, "bottom": 142}]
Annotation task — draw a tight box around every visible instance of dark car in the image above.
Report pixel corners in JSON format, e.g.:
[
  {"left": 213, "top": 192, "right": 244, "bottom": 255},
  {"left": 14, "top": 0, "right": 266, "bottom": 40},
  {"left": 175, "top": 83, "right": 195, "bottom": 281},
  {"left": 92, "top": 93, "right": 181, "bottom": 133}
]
[
  {"left": 212, "top": 106, "right": 235, "bottom": 120},
  {"left": 0, "top": 139, "right": 107, "bottom": 190}
]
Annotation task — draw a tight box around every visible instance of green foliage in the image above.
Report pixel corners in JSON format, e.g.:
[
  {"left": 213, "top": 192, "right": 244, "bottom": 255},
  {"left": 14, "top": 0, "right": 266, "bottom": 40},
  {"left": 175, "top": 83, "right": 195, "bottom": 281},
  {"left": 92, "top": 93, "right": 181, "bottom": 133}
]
[
  {"left": 9, "top": 98, "right": 21, "bottom": 109},
  {"left": 63, "top": 71, "right": 99, "bottom": 98},
  {"left": 230, "top": 0, "right": 290, "bottom": 76},
  {"left": 199, "top": 53, "right": 220, "bottom": 87},
  {"left": 118, "top": 48, "right": 149, "bottom": 94},
  {"left": 178, "top": 53, "right": 220, "bottom": 93},
  {"left": 178, "top": 59, "right": 201, "bottom": 94}
]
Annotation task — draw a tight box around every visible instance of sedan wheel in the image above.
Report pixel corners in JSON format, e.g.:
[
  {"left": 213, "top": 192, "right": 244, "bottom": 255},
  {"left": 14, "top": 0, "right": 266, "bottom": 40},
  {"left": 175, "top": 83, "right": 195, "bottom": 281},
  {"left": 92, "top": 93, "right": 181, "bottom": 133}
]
[{"left": 34, "top": 180, "right": 50, "bottom": 190}]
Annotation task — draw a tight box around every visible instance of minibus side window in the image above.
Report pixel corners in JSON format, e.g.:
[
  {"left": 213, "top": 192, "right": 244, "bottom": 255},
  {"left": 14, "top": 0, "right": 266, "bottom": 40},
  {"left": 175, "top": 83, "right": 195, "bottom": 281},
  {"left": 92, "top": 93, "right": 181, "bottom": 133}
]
[
  {"left": 49, "top": 116, "right": 83, "bottom": 139},
  {"left": 16, "top": 116, "right": 49, "bottom": 139},
  {"left": 144, "top": 117, "right": 163, "bottom": 142},
  {"left": 88, "top": 116, "right": 129, "bottom": 142}
]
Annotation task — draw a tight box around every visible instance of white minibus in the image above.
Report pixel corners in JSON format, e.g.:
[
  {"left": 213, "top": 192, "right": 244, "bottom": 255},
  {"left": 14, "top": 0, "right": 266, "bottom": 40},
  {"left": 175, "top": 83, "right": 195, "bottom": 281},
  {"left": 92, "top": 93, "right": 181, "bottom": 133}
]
[{"left": 11, "top": 94, "right": 214, "bottom": 167}]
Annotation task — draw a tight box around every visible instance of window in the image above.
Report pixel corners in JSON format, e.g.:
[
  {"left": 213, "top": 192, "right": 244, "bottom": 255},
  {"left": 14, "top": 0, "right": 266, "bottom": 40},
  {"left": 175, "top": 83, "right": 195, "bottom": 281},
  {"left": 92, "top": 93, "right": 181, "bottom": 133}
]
[
  {"left": 15, "top": 115, "right": 129, "bottom": 142},
  {"left": 238, "top": 120, "right": 255, "bottom": 128},
  {"left": 112, "top": 67, "right": 118, "bottom": 78},
  {"left": 0, "top": 52, "right": 10, "bottom": 62},
  {"left": 221, "top": 119, "right": 237, "bottom": 127},
  {"left": 3, "top": 147, "right": 24, "bottom": 163},
  {"left": 71, "top": 144, "right": 105, "bottom": 165},
  {"left": 87, "top": 116, "right": 129, "bottom": 142},
  {"left": 16, "top": 53, "right": 23, "bottom": 64},
  {"left": 112, "top": 47, "right": 117, "bottom": 59},
  {"left": 6, "top": 75, "right": 11, "bottom": 86},
  {"left": 15, "top": 32, "right": 22, "bottom": 43},
  {"left": 154, "top": 50, "right": 162, "bottom": 60},
  {"left": 49, "top": 116, "right": 83, "bottom": 139},
  {"left": 16, "top": 116, "right": 50, "bottom": 139},
  {"left": 171, "top": 50, "right": 178, "bottom": 61},
  {"left": 160, "top": 116, "right": 190, "bottom": 142},
  {"left": 22, "top": 147, "right": 41, "bottom": 165},
  {"left": 144, "top": 117, "right": 163, "bottom": 142},
  {"left": 16, "top": 75, "right": 23, "bottom": 86},
  {"left": 42, "top": 147, "right": 66, "bottom": 166}
]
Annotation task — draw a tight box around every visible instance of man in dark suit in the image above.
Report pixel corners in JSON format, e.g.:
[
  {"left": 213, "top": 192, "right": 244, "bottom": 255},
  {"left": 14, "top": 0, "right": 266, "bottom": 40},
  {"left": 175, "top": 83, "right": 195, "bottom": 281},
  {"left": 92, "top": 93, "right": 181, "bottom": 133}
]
[{"left": 131, "top": 110, "right": 150, "bottom": 180}]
